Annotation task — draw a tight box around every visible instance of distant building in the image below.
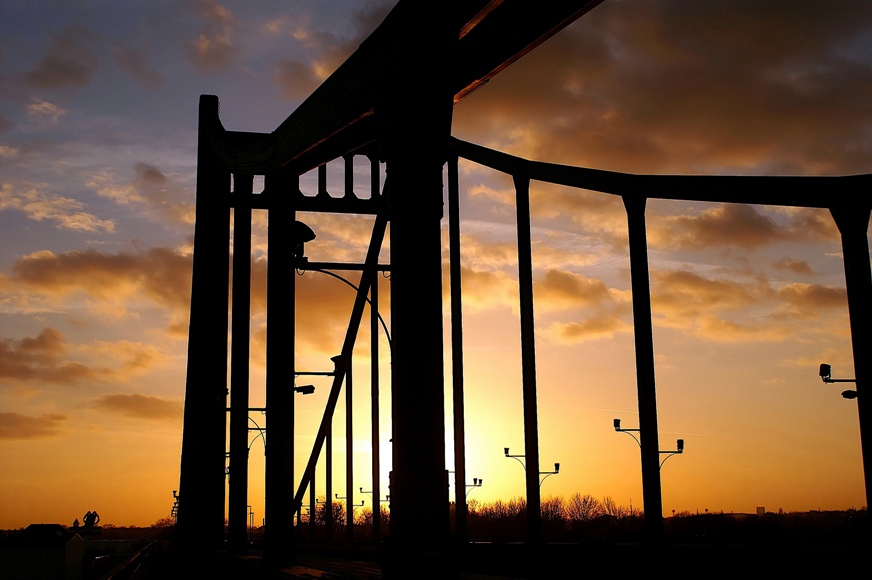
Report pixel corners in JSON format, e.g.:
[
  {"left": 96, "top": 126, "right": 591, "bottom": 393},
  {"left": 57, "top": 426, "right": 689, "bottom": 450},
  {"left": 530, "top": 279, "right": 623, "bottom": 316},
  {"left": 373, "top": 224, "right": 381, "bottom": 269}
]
[
  {"left": 756, "top": 507, "right": 765, "bottom": 516},
  {"left": 0, "top": 524, "right": 84, "bottom": 580}
]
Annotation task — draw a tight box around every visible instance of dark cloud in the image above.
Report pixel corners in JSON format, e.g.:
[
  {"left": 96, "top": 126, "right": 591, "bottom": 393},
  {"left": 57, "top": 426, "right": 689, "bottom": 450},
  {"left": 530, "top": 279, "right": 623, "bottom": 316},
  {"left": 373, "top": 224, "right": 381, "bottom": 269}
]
[
  {"left": 23, "top": 27, "right": 98, "bottom": 92},
  {"left": 652, "top": 269, "right": 757, "bottom": 318},
  {"left": 0, "top": 412, "right": 67, "bottom": 440},
  {"left": 112, "top": 43, "right": 165, "bottom": 90},
  {"left": 453, "top": 0, "right": 872, "bottom": 176},
  {"left": 89, "top": 163, "right": 194, "bottom": 226},
  {"left": 0, "top": 328, "right": 108, "bottom": 385},
  {"left": 651, "top": 204, "right": 786, "bottom": 250},
  {"left": 92, "top": 393, "right": 182, "bottom": 421}
]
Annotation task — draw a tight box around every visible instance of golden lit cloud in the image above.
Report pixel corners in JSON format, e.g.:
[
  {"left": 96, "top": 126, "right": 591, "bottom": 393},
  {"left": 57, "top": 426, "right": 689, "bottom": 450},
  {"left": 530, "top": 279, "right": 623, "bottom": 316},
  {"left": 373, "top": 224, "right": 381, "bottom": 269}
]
[
  {"left": 535, "top": 270, "right": 613, "bottom": 310},
  {"left": 0, "top": 412, "right": 67, "bottom": 440},
  {"left": 0, "top": 328, "right": 110, "bottom": 386},
  {"left": 92, "top": 393, "right": 182, "bottom": 421},
  {"left": 89, "top": 164, "right": 195, "bottom": 226},
  {"left": 187, "top": 0, "right": 238, "bottom": 73},
  {"left": 652, "top": 269, "right": 756, "bottom": 316},
  {"left": 0, "top": 182, "right": 115, "bottom": 232},
  {"left": 544, "top": 314, "right": 632, "bottom": 344},
  {"left": 2, "top": 247, "right": 192, "bottom": 329},
  {"left": 773, "top": 258, "right": 814, "bottom": 276},
  {"left": 26, "top": 98, "right": 66, "bottom": 125}
]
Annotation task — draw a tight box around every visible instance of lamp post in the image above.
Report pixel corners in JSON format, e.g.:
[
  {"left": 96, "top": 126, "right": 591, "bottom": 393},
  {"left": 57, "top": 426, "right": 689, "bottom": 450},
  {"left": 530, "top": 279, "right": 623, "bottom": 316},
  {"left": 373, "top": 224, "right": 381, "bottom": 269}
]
[
  {"left": 360, "top": 486, "right": 390, "bottom": 539},
  {"left": 504, "top": 448, "right": 560, "bottom": 487},
  {"left": 614, "top": 418, "right": 685, "bottom": 470},
  {"left": 466, "top": 478, "right": 483, "bottom": 498},
  {"left": 819, "top": 363, "right": 859, "bottom": 399},
  {"left": 336, "top": 494, "right": 364, "bottom": 538}
]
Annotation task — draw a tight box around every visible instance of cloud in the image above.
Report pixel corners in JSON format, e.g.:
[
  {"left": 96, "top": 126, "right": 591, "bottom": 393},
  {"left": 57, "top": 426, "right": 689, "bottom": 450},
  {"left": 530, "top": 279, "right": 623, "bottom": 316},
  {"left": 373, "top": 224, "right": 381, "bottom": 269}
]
[
  {"left": 23, "top": 27, "right": 98, "bottom": 92},
  {"left": 453, "top": 0, "right": 872, "bottom": 176},
  {"left": 652, "top": 269, "right": 757, "bottom": 319},
  {"left": 651, "top": 204, "right": 786, "bottom": 250},
  {"left": 774, "top": 283, "right": 846, "bottom": 315},
  {"left": 187, "top": 0, "right": 238, "bottom": 73},
  {"left": 544, "top": 315, "right": 632, "bottom": 344},
  {"left": 773, "top": 257, "right": 813, "bottom": 276},
  {"left": 0, "top": 182, "right": 115, "bottom": 232},
  {"left": 26, "top": 99, "right": 66, "bottom": 125},
  {"left": 0, "top": 412, "right": 67, "bottom": 440},
  {"left": 111, "top": 43, "right": 165, "bottom": 90},
  {"left": 2, "top": 247, "right": 192, "bottom": 329},
  {"left": 534, "top": 269, "right": 614, "bottom": 311},
  {"left": 275, "top": 58, "right": 323, "bottom": 100},
  {"left": 89, "top": 163, "right": 194, "bottom": 226},
  {"left": 92, "top": 393, "right": 182, "bottom": 421},
  {"left": 0, "top": 328, "right": 110, "bottom": 386}
]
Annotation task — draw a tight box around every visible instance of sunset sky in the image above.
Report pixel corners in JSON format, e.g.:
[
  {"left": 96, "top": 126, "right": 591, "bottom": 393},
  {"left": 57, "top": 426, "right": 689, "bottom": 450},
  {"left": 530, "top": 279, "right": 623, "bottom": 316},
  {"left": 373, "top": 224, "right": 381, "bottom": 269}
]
[{"left": 2, "top": 0, "right": 871, "bottom": 530}]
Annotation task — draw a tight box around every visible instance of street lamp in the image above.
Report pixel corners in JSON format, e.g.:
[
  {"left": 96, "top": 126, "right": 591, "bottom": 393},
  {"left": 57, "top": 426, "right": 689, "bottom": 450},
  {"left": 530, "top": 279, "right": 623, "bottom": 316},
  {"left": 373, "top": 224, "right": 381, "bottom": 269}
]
[
  {"left": 614, "top": 418, "right": 685, "bottom": 470},
  {"left": 819, "top": 363, "right": 858, "bottom": 399},
  {"left": 466, "top": 478, "right": 483, "bottom": 498},
  {"left": 504, "top": 447, "right": 560, "bottom": 487}
]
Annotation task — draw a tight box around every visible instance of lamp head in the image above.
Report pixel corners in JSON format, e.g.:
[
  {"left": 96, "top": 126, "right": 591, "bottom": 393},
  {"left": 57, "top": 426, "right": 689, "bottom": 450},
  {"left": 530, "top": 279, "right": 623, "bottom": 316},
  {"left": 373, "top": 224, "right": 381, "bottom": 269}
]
[
  {"left": 677, "top": 439, "right": 685, "bottom": 452},
  {"left": 819, "top": 363, "right": 832, "bottom": 382},
  {"left": 614, "top": 418, "right": 621, "bottom": 431},
  {"left": 292, "top": 221, "right": 316, "bottom": 258},
  {"left": 842, "top": 390, "right": 859, "bottom": 400},
  {"left": 504, "top": 447, "right": 510, "bottom": 456},
  {"left": 555, "top": 463, "right": 560, "bottom": 473},
  {"left": 294, "top": 384, "right": 315, "bottom": 395}
]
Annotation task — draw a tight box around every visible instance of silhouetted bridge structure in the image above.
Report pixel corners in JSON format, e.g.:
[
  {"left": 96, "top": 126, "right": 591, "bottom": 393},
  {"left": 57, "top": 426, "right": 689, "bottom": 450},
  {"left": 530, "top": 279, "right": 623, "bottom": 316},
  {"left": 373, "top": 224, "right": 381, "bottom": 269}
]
[{"left": 174, "top": 1, "right": 872, "bottom": 576}]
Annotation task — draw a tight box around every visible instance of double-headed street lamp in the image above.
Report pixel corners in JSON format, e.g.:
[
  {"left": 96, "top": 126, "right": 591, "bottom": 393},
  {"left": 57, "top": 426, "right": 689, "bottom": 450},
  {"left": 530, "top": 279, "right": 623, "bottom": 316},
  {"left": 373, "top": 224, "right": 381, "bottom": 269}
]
[
  {"left": 504, "top": 448, "right": 560, "bottom": 487},
  {"left": 614, "top": 418, "right": 685, "bottom": 469},
  {"left": 819, "top": 363, "right": 858, "bottom": 399}
]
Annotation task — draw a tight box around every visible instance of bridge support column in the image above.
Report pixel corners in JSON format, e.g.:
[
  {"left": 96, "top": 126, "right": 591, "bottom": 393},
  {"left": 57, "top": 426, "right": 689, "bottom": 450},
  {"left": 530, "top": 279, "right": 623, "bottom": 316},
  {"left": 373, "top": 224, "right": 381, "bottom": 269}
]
[
  {"left": 264, "top": 171, "right": 297, "bottom": 564},
  {"left": 830, "top": 205, "right": 872, "bottom": 510},
  {"left": 380, "top": 11, "right": 456, "bottom": 578},
  {"left": 177, "top": 95, "right": 231, "bottom": 551},
  {"left": 622, "top": 194, "right": 664, "bottom": 541}
]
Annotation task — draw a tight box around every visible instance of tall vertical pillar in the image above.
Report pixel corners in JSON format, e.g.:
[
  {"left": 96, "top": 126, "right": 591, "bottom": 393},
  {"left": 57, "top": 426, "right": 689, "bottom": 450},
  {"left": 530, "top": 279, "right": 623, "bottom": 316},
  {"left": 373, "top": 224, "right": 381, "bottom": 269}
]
[
  {"left": 380, "top": 9, "right": 456, "bottom": 577},
  {"left": 514, "top": 175, "right": 542, "bottom": 544},
  {"left": 265, "top": 171, "right": 296, "bottom": 563},
  {"left": 228, "top": 175, "right": 253, "bottom": 553},
  {"left": 830, "top": 205, "right": 872, "bottom": 508},
  {"left": 177, "top": 94, "right": 231, "bottom": 551},
  {"left": 448, "top": 153, "right": 469, "bottom": 543},
  {"left": 622, "top": 194, "right": 664, "bottom": 541}
]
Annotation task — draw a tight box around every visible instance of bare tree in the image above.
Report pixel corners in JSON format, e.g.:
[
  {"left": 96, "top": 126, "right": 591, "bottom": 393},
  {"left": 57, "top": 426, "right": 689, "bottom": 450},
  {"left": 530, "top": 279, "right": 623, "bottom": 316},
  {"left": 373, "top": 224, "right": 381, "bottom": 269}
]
[{"left": 567, "top": 493, "right": 601, "bottom": 523}]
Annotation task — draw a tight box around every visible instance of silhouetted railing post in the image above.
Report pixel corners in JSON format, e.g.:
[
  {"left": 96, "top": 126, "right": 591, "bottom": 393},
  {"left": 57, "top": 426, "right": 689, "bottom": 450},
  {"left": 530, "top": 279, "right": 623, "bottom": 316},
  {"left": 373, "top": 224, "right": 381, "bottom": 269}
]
[
  {"left": 622, "top": 194, "right": 664, "bottom": 541},
  {"left": 448, "top": 152, "right": 469, "bottom": 543},
  {"left": 264, "top": 170, "right": 296, "bottom": 563},
  {"left": 177, "top": 95, "right": 230, "bottom": 551},
  {"left": 513, "top": 174, "right": 543, "bottom": 544},
  {"left": 228, "top": 174, "right": 253, "bottom": 553},
  {"left": 830, "top": 204, "right": 872, "bottom": 509}
]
